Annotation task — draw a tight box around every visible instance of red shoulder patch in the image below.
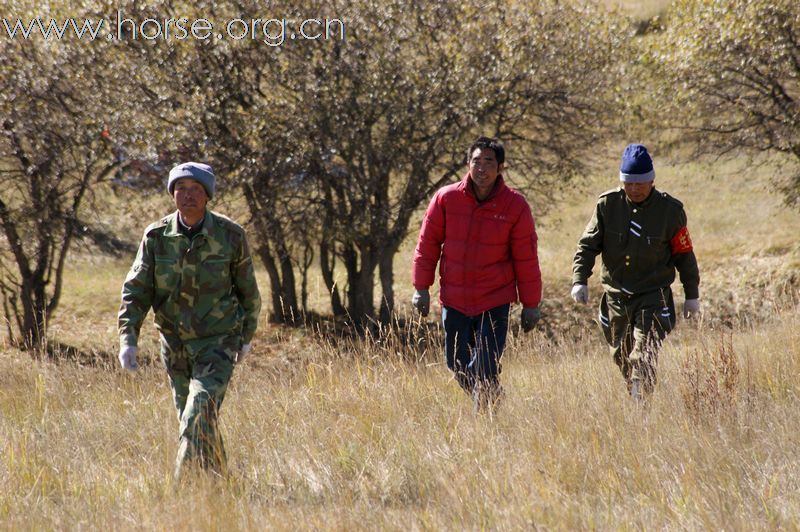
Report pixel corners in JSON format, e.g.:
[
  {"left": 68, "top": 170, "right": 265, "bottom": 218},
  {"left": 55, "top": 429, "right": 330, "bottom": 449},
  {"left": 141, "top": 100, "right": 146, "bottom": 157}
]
[{"left": 670, "top": 226, "right": 693, "bottom": 254}]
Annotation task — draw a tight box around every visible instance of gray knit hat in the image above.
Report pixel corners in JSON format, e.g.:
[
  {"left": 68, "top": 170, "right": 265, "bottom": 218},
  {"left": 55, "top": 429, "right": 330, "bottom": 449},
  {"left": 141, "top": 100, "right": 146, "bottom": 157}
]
[{"left": 167, "top": 162, "right": 215, "bottom": 199}]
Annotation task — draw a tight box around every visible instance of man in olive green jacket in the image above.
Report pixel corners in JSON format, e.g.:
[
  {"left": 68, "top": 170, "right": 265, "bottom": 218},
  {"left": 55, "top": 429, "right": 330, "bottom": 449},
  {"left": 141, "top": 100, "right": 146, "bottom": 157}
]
[
  {"left": 118, "top": 162, "right": 261, "bottom": 478},
  {"left": 571, "top": 144, "right": 700, "bottom": 400}
]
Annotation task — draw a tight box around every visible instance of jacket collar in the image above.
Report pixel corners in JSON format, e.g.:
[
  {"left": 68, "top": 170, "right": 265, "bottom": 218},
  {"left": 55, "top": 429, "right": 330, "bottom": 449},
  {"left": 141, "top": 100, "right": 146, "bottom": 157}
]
[
  {"left": 624, "top": 187, "right": 658, "bottom": 209},
  {"left": 163, "top": 210, "right": 212, "bottom": 237},
  {"left": 459, "top": 172, "right": 506, "bottom": 202}
]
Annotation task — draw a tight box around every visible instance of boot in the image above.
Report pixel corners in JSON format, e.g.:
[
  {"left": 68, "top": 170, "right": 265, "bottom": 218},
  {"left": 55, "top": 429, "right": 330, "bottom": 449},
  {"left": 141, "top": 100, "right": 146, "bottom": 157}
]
[
  {"left": 630, "top": 378, "right": 643, "bottom": 402},
  {"left": 486, "top": 381, "right": 505, "bottom": 412},
  {"left": 472, "top": 383, "right": 487, "bottom": 413},
  {"left": 455, "top": 370, "right": 474, "bottom": 395}
]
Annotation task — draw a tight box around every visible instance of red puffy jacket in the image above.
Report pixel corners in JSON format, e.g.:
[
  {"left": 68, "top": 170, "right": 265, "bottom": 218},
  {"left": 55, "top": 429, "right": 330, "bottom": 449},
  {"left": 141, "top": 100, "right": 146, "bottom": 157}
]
[{"left": 412, "top": 173, "right": 542, "bottom": 315}]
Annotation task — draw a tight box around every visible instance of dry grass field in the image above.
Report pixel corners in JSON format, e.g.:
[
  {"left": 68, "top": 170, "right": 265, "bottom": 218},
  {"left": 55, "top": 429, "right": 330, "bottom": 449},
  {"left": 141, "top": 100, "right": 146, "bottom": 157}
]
[{"left": 2, "top": 148, "right": 800, "bottom": 529}]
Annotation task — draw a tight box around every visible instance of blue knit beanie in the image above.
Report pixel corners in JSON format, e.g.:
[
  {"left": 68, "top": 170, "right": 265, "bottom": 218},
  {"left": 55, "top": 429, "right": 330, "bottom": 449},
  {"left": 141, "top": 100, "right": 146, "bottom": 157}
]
[
  {"left": 167, "top": 162, "right": 215, "bottom": 199},
  {"left": 619, "top": 144, "right": 655, "bottom": 183}
]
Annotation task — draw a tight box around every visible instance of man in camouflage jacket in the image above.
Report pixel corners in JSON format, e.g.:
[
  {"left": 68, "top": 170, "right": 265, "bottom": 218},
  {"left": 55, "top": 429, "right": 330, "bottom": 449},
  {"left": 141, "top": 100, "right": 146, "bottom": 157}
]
[
  {"left": 571, "top": 144, "right": 701, "bottom": 400},
  {"left": 118, "top": 162, "right": 261, "bottom": 478}
]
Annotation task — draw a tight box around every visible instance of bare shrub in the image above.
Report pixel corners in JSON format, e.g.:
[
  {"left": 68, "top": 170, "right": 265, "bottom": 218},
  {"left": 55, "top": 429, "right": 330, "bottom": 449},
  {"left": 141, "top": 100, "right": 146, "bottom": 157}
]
[{"left": 680, "top": 332, "right": 740, "bottom": 419}]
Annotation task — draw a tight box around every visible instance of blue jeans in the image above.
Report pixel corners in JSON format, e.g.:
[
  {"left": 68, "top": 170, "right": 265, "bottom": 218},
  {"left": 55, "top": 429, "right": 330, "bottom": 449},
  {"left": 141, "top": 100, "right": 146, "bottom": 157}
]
[{"left": 442, "top": 304, "right": 510, "bottom": 391}]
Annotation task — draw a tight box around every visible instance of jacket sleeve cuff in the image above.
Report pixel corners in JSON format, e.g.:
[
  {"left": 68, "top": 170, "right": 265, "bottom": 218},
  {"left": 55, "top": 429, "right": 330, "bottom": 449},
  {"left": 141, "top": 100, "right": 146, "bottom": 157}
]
[
  {"left": 518, "top": 290, "right": 542, "bottom": 309},
  {"left": 683, "top": 285, "right": 700, "bottom": 300},
  {"left": 241, "top": 328, "right": 256, "bottom": 345}
]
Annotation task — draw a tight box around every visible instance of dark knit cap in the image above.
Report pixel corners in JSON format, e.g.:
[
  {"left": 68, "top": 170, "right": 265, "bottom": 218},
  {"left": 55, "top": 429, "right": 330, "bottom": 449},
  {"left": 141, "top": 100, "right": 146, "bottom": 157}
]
[{"left": 619, "top": 144, "right": 655, "bottom": 183}]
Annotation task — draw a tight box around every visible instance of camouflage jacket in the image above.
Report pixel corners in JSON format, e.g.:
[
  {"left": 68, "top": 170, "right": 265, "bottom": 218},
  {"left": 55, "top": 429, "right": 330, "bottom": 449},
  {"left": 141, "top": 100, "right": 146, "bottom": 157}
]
[
  {"left": 118, "top": 210, "right": 261, "bottom": 347},
  {"left": 572, "top": 187, "right": 700, "bottom": 298}
]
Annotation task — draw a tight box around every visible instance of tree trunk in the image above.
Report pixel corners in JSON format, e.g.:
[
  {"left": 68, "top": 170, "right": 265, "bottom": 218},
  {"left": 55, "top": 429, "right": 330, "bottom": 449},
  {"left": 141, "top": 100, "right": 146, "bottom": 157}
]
[
  {"left": 300, "top": 243, "right": 314, "bottom": 314},
  {"left": 243, "top": 184, "right": 300, "bottom": 323},
  {"left": 320, "top": 238, "right": 346, "bottom": 316},
  {"left": 254, "top": 240, "right": 300, "bottom": 324},
  {"left": 341, "top": 243, "right": 379, "bottom": 326},
  {"left": 19, "top": 276, "right": 46, "bottom": 350},
  {"left": 350, "top": 266, "right": 375, "bottom": 326},
  {"left": 278, "top": 248, "right": 299, "bottom": 322},
  {"left": 342, "top": 244, "right": 360, "bottom": 320},
  {"left": 346, "top": 244, "right": 378, "bottom": 327},
  {"left": 378, "top": 247, "right": 395, "bottom": 324},
  {"left": 255, "top": 243, "right": 285, "bottom": 323}
]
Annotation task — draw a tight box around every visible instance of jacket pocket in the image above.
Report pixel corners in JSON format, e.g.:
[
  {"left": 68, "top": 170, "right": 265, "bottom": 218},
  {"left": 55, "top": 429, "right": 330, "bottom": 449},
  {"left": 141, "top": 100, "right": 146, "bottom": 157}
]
[
  {"left": 603, "top": 229, "right": 626, "bottom": 255},
  {"left": 197, "top": 257, "right": 232, "bottom": 292},
  {"left": 200, "top": 257, "right": 231, "bottom": 282},
  {"left": 640, "top": 234, "right": 668, "bottom": 270}
]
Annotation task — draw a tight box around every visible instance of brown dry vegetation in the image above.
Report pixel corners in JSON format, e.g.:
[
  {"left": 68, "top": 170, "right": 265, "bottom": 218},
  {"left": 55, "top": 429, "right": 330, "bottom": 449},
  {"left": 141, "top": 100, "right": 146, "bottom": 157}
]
[
  {"left": 2, "top": 150, "right": 800, "bottom": 529},
  {"left": 602, "top": 0, "right": 671, "bottom": 19}
]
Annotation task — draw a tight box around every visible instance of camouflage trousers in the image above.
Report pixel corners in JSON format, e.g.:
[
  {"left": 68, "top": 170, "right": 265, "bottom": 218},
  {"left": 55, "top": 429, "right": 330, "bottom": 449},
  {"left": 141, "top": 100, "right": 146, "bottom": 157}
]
[
  {"left": 160, "top": 334, "right": 238, "bottom": 479},
  {"left": 598, "top": 288, "right": 675, "bottom": 396}
]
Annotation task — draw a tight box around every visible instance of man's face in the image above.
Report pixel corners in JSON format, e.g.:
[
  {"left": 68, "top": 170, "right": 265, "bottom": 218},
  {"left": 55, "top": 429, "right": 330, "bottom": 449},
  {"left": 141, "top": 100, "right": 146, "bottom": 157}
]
[
  {"left": 469, "top": 148, "right": 503, "bottom": 198},
  {"left": 623, "top": 180, "right": 654, "bottom": 203},
  {"left": 173, "top": 178, "right": 208, "bottom": 221}
]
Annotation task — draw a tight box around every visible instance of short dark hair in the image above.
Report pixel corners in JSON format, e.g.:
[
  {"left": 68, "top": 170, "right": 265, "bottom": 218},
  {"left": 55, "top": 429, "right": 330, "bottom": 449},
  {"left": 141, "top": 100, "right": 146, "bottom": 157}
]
[{"left": 467, "top": 136, "right": 505, "bottom": 165}]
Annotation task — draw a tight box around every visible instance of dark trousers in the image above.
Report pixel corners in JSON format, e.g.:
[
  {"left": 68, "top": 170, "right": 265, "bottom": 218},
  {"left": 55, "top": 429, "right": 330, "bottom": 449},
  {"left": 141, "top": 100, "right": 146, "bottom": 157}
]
[
  {"left": 442, "top": 304, "right": 510, "bottom": 391},
  {"left": 599, "top": 288, "right": 675, "bottom": 394}
]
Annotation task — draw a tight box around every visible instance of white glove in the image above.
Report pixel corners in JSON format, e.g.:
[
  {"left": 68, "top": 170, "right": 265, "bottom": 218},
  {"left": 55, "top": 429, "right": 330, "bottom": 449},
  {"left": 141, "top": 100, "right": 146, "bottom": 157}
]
[
  {"left": 571, "top": 284, "right": 589, "bottom": 305},
  {"left": 118, "top": 345, "right": 139, "bottom": 371},
  {"left": 235, "top": 343, "right": 251, "bottom": 364},
  {"left": 683, "top": 299, "right": 701, "bottom": 319}
]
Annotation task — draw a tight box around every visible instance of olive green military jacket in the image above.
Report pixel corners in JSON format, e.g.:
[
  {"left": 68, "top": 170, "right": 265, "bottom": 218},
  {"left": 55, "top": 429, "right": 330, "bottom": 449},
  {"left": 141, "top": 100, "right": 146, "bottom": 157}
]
[
  {"left": 572, "top": 188, "right": 699, "bottom": 298},
  {"left": 119, "top": 210, "right": 261, "bottom": 348}
]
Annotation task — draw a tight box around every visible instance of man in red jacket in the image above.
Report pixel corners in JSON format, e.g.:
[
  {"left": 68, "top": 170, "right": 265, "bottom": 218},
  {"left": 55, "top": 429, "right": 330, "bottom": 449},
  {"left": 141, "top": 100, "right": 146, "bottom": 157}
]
[{"left": 411, "top": 137, "right": 543, "bottom": 411}]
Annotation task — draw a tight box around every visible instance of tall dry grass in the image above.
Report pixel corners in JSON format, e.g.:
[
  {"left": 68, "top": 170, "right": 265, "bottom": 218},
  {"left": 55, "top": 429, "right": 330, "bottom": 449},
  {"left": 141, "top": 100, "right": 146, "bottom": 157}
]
[
  {"left": 2, "top": 308, "right": 800, "bottom": 529},
  {"left": 3, "top": 149, "right": 800, "bottom": 529}
]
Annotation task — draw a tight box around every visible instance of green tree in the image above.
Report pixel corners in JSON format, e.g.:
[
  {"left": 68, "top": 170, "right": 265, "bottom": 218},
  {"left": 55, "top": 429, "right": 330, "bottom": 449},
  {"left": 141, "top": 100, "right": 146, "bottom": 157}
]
[
  {"left": 58, "top": 0, "right": 627, "bottom": 328},
  {"left": 266, "top": 0, "right": 627, "bottom": 325},
  {"left": 645, "top": 0, "right": 800, "bottom": 201},
  {"left": 123, "top": 0, "right": 325, "bottom": 324},
  {"left": 0, "top": 34, "right": 126, "bottom": 348}
]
